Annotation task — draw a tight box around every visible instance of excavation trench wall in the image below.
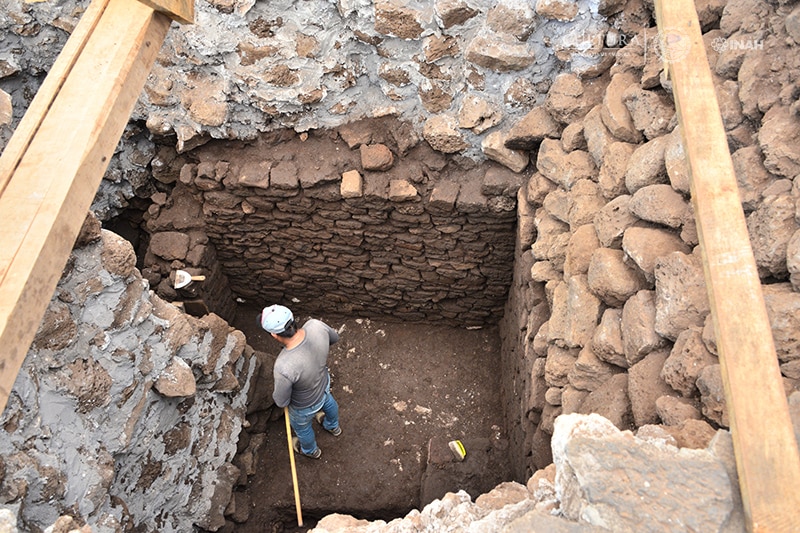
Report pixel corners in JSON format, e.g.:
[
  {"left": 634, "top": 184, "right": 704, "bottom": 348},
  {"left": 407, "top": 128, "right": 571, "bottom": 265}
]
[{"left": 141, "top": 120, "right": 523, "bottom": 327}]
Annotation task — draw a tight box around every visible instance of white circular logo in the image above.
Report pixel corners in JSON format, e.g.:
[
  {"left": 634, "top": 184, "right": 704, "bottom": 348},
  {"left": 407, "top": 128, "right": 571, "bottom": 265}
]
[
  {"left": 654, "top": 27, "right": 692, "bottom": 63},
  {"left": 711, "top": 37, "right": 729, "bottom": 53}
]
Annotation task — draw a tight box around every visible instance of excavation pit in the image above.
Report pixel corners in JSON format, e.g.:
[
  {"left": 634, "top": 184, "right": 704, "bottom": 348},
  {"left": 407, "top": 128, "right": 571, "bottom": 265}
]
[
  {"left": 124, "top": 120, "right": 527, "bottom": 530},
  {"left": 230, "top": 308, "right": 512, "bottom": 530}
]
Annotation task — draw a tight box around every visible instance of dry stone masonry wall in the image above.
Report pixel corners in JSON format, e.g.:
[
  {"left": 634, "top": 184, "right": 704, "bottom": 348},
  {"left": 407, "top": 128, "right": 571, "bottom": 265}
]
[
  {"left": 141, "top": 118, "right": 523, "bottom": 325},
  {"left": 499, "top": 0, "right": 800, "bottom": 481}
]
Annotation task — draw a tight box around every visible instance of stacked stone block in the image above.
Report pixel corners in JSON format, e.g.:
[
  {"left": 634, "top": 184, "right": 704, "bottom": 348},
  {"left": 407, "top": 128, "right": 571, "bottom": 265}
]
[{"left": 158, "top": 127, "right": 523, "bottom": 326}]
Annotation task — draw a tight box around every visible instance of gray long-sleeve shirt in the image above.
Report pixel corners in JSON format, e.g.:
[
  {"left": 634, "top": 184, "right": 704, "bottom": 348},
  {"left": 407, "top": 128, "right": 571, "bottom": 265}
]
[{"left": 272, "top": 319, "right": 340, "bottom": 409}]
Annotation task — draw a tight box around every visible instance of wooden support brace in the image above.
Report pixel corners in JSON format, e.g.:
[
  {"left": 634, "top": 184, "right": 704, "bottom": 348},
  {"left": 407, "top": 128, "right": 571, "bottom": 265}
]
[
  {"left": 0, "top": 0, "right": 173, "bottom": 413},
  {"left": 654, "top": 1, "right": 800, "bottom": 531}
]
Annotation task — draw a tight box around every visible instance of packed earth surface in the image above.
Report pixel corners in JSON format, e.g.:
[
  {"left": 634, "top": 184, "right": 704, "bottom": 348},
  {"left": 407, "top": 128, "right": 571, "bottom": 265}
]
[{"left": 231, "top": 306, "right": 512, "bottom": 530}]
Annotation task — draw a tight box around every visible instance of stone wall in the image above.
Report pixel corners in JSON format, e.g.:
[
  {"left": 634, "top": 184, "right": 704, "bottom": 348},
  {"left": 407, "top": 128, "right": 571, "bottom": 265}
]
[
  {"left": 0, "top": 0, "right": 651, "bottom": 219},
  {"left": 142, "top": 118, "right": 524, "bottom": 326},
  {"left": 0, "top": 217, "right": 255, "bottom": 532},
  {"left": 499, "top": 0, "right": 800, "bottom": 480}
]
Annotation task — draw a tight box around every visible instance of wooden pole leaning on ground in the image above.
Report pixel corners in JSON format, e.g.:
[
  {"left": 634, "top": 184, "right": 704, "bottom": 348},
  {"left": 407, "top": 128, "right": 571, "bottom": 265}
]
[
  {"left": 0, "top": 0, "right": 192, "bottom": 415},
  {"left": 284, "top": 406, "right": 304, "bottom": 526},
  {"left": 654, "top": 2, "right": 800, "bottom": 531}
]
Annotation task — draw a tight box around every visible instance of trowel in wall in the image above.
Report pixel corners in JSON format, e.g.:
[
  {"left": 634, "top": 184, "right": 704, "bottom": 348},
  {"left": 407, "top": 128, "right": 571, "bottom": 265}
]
[{"left": 173, "top": 270, "right": 206, "bottom": 289}]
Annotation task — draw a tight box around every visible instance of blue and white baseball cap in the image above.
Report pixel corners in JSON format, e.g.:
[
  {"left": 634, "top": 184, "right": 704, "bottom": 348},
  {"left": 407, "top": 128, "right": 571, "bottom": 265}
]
[{"left": 259, "top": 304, "right": 294, "bottom": 334}]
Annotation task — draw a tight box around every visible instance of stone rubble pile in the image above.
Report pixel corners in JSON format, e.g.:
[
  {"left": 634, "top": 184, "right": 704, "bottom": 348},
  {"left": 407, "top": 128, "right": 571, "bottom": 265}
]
[{"left": 310, "top": 411, "right": 757, "bottom": 532}]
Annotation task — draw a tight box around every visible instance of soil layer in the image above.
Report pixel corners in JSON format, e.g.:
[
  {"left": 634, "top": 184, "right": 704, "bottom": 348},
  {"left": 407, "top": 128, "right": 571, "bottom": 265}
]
[{"left": 232, "top": 306, "right": 512, "bottom": 530}]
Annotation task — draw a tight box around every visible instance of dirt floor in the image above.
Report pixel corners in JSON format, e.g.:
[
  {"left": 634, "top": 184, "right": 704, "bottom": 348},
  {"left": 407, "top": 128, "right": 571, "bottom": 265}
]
[{"left": 231, "top": 305, "right": 513, "bottom": 531}]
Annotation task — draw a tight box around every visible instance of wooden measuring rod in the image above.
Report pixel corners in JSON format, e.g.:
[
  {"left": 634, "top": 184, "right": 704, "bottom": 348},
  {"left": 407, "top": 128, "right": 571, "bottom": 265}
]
[
  {"left": 0, "top": 0, "right": 192, "bottom": 413},
  {"left": 655, "top": 1, "right": 800, "bottom": 531}
]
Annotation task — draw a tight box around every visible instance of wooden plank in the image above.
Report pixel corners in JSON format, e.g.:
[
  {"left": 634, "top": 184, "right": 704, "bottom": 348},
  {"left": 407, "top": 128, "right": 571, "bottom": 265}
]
[
  {"left": 137, "top": 0, "right": 194, "bottom": 24},
  {"left": 0, "top": 0, "right": 111, "bottom": 197},
  {"left": 0, "top": 0, "right": 171, "bottom": 412},
  {"left": 654, "top": 2, "right": 800, "bottom": 531}
]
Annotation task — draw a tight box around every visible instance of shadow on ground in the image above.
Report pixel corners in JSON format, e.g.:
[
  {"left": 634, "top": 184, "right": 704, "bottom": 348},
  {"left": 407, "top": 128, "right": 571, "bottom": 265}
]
[{"left": 231, "top": 306, "right": 512, "bottom": 531}]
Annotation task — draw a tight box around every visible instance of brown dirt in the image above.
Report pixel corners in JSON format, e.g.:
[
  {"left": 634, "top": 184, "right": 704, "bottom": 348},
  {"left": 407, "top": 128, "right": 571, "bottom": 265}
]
[{"left": 231, "top": 305, "right": 512, "bottom": 531}]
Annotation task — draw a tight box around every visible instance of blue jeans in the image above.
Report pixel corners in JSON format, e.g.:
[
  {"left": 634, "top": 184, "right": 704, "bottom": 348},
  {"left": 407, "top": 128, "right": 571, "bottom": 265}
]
[{"left": 288, "top": 383, "right": 339, "bottom": 454}]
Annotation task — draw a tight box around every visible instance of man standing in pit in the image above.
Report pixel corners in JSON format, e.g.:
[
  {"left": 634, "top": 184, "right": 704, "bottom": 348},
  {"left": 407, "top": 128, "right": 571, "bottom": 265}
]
[{"left": 259, "top": 304, "right": 342, "bottom": 459}]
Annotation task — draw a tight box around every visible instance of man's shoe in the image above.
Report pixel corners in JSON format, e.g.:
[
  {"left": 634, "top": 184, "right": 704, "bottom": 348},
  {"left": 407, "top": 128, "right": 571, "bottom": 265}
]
[
  {"left": 314, "top": 411, "right": 342, "bottom": 436},
  {"left": 292, "top": 437, "right": 321, "bottom": 459}
]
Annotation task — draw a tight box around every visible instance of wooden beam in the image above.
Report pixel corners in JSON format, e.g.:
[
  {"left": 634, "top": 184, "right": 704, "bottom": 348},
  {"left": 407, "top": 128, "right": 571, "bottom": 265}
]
[
  {"left": 137, "top": 0, "right": 194, "bottom": 24},
  {"left": 0, "top": 0, "right": 112, "bottom": 197},
  {"left": 654, "top": 2, "right": 800, "bottom": 531},
  {"left": 0, "top": 0, "right": 172, "bottom": 412}
]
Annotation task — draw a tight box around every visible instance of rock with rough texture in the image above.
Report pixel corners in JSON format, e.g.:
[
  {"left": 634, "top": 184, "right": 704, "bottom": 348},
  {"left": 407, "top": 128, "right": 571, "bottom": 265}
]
[
  {"left": 527, "top": 172, "right": 558, "bottom": 205},
  {"left": 737, "top": 47, "right": 781, "bottom": 119},
  {"left": 374, "top": 0, "right": 425, "bottom": 39},
  {"left": 789, "top": 229, "right": 800, "bottom": 292},
  {"left": 532, "top": 209, "right": 570, "bottom": 268},
  {"left": 434, "top": 0, "right": 478, "bottom": 28},
  {"left": 546, "top": 73, "right": 603, "bottom": 125},
  {"left": 505, "top": 106, "right": 561, "bottom": 150},
  {"left": 458, "top": 94, "right": 502, "bottom": 134},
  {"left": 482, "top": 130, "right": 529, "bottom": 173},
  {"left": 746, "top": 192, "right": 798, "bottom": 278},
  {"left": 761, "top": 283, "right": 800, "bottom": 363},
  {"left": 601, "top": 71, "right": 643, "bottom": 144},
  {"left": 548, "top": 276, "right": 603, "bottom": 349},
  {"left": 622, "top": 290, "right": 669, "bottom": 367},
  {"left": 622, "top": 86, "right": 675, "bottom": 140},
  {"left": 730, "top": 145, "right": 777, "bottom": 212},
  {"left": 149, "top": 231, "right": 191, "bottom": 261},
  {"left": 0, "top": 90, "right": 11, "bottom": 126},
  {"left": 360, "top": 143, "right": 395, "bottom": 171},
  {"left": 423, "top": 115, "right": 469, "bottom": 153},
  {"left": 629, "top": 184, "right": 690, "bottom": 229},
  {"left": 664, "top": 127, "right": 690, "bottom": 194},
  {"left": 563, "top": 224, "right": 600, "bottom": 279},
  {"left": 578, "top": 373, "right": 632, "bottom": 430},
  {"left": 587, "top": 248, "right": 649, "bottom": 307},
  {"left": 568, "top": 345, "right": 624, "bottom": 392},
  {"left": 583, "top": 105, "right": 613, "bottom": 168},
  {"left": 465, "top": 31, "right": 535, "bottom": 72},
  {"left": 697, "top": 365, "right": 728, "bottom": 427},
  {"left": 627, "top": 349, "right": 674, "bottom": 427},
  {"left": 154, "top": 357, "right": 198, "bottom": 397},
  {"left": 536, "top": 0, "right": 579, "bottom": 21},
  {"left": 593, "top": 195, "right": 637, "bottom": 249},
  {"left": 662, "top": 327, "right": 718, "bottom": 397},
  {"left": 561, "top": 122, "right": 586, "bottom": 152},
  {"left": 655, "top": 395, "right": 703, "bottom": 426},
  {"left": 537, "top": 139, "right": 596, "bottom": 191},
  {"left": 486, "top": 0, "right": 536, "bottom": 40},
  {"left": 566, "top": 180, "right": 605, "bottom": 231},
  {"left": 622, "top": 226, "right": 692, "bottom": 283},
  {"left": 592, "top": 309, "right": 627, "bottom": 368},
  {"left": 654, "top": 252, "right": 710, "bottom": 341},
  {"left": 624, "top": 136, "right": 669, "bottom": 194},
  {"left": 758, "top": 105, "right": 800, "bottom": 178},
  {"left": 598, "top": 142, "right": 636, "bottom": 199},
  {"left": 553, "top": 413, "right": 736, "bottom": 533},
  {"left": 341, "top": 169, "right": 363, "bottom": 198}
]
